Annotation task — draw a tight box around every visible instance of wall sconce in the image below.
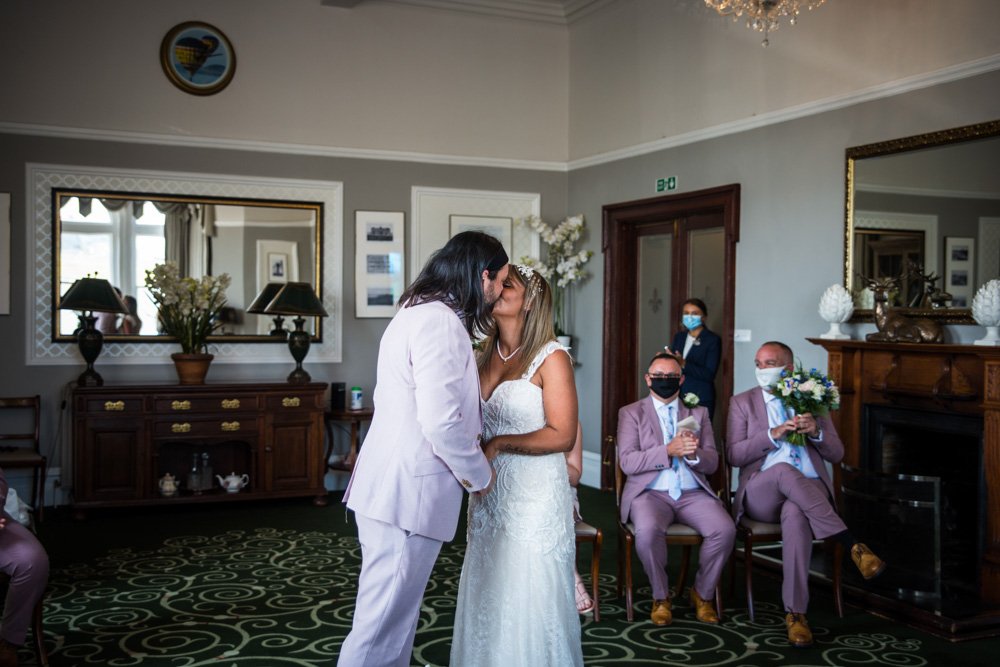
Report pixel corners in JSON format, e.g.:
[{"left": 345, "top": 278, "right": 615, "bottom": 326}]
[
  {"left": 247, "top": 282, "right": 289, "bottom": 338},
  {"left": 58, "top": 277, "right": 129, "bottom": 386},
  {"left": 262, "top": 282, "right": 328, "bottom": 383}
]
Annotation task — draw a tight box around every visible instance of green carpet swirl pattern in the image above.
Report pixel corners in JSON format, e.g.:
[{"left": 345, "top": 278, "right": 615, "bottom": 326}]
[{"left": 34, "top": 525, "right": 939, "bottom": 666}]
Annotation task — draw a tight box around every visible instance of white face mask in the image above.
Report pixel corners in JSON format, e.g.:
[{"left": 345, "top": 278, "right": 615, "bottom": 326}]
[{"left": 755, "top": 366, "right": 785, "bottom": 390}]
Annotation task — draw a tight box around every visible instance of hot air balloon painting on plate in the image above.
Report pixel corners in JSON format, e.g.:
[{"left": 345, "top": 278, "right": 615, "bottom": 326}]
[{"left": 160, "top": 22, "right": 236, "bottom": 96}]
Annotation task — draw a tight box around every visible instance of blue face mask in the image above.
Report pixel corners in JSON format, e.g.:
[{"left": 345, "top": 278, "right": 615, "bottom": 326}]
[{"left": 682, "top": 314, "right": 702, "bottom": 330}]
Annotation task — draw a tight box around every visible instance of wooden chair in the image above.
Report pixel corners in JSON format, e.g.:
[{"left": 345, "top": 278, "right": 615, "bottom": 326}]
[
  {"left": 0, "top": 396, "right": 47, "bottom": 522},
  {"left": 612, "top": 442, "right": 724, "bottom": 622},
  {"left": 723, "top": 451, "right": 844, "bottom": 621},
  {"left": 574, "top": 518, "right": 603, "bottom": 622}
]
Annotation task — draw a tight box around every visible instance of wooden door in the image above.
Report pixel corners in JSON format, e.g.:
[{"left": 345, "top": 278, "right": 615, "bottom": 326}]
[{"left": 600, "top": 185, "right": 740, "bottom": 489}]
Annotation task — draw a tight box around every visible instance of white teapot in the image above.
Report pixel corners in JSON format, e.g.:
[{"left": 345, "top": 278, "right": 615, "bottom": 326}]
[
  {"left": 216, "top": 472, "right": 249, "bottom": 493},
  {"left": 159, "top": 473, "right": 179, "bottom": 497}
]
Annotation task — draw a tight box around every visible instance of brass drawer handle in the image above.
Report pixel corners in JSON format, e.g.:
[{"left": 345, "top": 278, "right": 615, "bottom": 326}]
[
  {"left": 282, "top": 397, "right": 301, "bottom": 408},
  {"left": 104, "top": 401, "right": 125, "bottom": 411},
  {"left": 171, "top": 423, "right": 191, "bottom": 433},
  {"left": 221, "top": 399, "right": 240, "bottom": 409},
  {"left": 221, "top": 421, "right": 240, "bottom": 432},
  {"left": 171, "top": 400, "right": 191, "bottom": 411}
]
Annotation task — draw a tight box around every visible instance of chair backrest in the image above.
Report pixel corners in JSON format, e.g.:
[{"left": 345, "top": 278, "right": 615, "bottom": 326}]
[{"left": 0, "top": 396, "right": 41, "bottom": 451}]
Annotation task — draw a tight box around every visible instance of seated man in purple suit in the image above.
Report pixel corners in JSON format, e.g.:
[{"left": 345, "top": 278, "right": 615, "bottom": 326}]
[
  {"left": 617, "top": 351, "right": 735, "bottom": 626},
  {"left": 339, "top": 232, "right": 508, "bottom": 667},
  {"left": 728, "top": 341, "right": 885, "bottom": 648}
]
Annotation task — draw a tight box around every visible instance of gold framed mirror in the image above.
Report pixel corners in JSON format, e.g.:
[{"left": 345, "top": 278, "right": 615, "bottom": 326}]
[
  {"left": 845, "top": 119, "right": 1000, "bottom": 323},
  {"left": 53, "top": 189, "right": 323, "bottom": 342}
]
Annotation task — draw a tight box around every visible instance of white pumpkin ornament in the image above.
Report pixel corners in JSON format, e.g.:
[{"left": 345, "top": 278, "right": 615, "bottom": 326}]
[
  {"left": 972, "top": 279, "right": 1000, "bottom": 346},
  {"left": 818, "top": 284, "right": 854, "bottom": 340}
]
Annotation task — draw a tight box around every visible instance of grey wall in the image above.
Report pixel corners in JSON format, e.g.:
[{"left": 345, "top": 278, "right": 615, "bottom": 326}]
[
  {"left": 565, "top": 69, "right": 1000, "bottom": 455},
  {"left": 0, "top": 133, "right": 568, "bottom": 471}
]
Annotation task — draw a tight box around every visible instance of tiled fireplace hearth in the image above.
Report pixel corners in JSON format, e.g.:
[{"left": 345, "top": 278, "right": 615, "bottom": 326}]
[{"left": 811, "top": 338, "right": 1000, "bottom": 640}]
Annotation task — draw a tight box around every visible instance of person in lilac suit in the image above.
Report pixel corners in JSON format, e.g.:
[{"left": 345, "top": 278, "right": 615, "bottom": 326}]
[
  {"left": 728, "top": 341, "right": 885, "bottom": 648},
  {"left": 0, "top": 468, "right": 49, "bottom": 667},
  {"left": 617, "top": 351, "right": 735, "bottom": 627},
  {"left": 339, "top": 232, "right": 509, "bottom": 667}
]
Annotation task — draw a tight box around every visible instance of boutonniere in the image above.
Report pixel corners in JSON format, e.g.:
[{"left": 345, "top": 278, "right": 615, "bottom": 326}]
[
  {"left": 692, "top": 337, "right": 701, "bottom": 346},
  {"left": 682, "top": 392, "right": 700, "bottom": 408}
]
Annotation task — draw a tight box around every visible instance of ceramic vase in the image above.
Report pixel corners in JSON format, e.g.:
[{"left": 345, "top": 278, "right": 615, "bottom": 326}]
[{"left": 171, "top": 353, "right": 214, "bottom": 385}]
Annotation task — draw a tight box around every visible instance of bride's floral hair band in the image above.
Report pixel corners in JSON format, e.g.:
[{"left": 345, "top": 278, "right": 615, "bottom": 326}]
[{"left": 515, "top": 264, "right": 542, "bottom": 299}]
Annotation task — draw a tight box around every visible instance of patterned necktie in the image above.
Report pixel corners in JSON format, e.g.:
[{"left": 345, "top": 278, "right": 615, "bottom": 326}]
[
  {"left": 776, "top": 400, "right": 803, "bottom": 470},
  {"left": 666, "top": 404, "right": 682, "bottom": 500}
]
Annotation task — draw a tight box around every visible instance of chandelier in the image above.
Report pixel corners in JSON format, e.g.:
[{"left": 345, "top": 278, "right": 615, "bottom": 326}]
[{"left": 705, "top": 0, "right": 827, "bottom": 47}]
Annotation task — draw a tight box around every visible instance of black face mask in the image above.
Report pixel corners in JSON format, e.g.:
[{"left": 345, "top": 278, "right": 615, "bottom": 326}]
[{"left": 650, "top": 377, "right": 681, "bottom": 400}]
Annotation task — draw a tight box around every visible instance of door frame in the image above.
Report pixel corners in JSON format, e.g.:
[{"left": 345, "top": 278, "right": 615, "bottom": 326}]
[{"left": 600, "top": 184, "right": 741, "bottom": 489}]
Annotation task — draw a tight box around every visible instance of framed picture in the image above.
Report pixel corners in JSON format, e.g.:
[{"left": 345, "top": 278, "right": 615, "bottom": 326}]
[
  {"left": 356, "top": 211, "right": 405, "bottom": 318},
  {"left": 160, "top": 22, "right": 236, "bottom": 96},
  {"left": 449, "top": 215, "right": 513, "bottom": 259},
  {"left": 945, "top": 236, "right": 976, "bottom": 308}
]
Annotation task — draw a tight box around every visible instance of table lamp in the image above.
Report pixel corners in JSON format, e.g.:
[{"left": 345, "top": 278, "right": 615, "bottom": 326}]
[
  {"left": 262, "top": 282, "right": 328, "bottom": 383},
  {"left": 58, "top": 277, "right": 129, "bottom": 386},
  {"left": 247, "top": 282, "right": 289, "bottom": 338}
]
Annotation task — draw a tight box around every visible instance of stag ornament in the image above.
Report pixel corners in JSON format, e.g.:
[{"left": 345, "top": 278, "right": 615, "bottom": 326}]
[{"left": 864, "top": 275, "right": 943, "bottom": 343}]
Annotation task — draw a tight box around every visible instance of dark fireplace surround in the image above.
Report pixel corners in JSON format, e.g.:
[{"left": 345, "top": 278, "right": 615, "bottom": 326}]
[{"left": 811, "top": 338, "right": 1000, "bottom": 640}]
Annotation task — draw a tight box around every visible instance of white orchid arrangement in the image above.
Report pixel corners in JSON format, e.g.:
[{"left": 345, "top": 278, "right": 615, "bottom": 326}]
[
  {"left": 517, "top": 214, "right": 593, "bottom": 335},
  {"left": 145, "top": 262, "right": 231, "bottom": 354}
]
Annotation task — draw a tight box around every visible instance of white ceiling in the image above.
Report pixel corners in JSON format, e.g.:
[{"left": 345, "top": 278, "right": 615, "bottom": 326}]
[{"left": 321, "top": 0, "right": 616, "bottom": 24}]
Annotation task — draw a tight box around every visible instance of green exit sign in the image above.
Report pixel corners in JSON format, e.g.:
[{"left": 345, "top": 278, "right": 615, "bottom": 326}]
[{"left": 655, "top": 176, "right": 677, "bottom": 193}]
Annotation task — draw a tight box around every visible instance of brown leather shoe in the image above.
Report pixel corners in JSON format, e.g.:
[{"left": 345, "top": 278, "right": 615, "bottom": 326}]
[
  {"left": 0, "top": 639, "right": 19, "bottom": 667},
  {"left": 650, "top": 598, "right": 672, "bottom": 626},
  {"left": 690, "top": 587, "right": 719, "bottom": 624},
  {"left": 786, "top": 612, "right": 813, "bottom": 648},
  {"left": 851, "top": 542, "right": 886, "bottom": 580}
]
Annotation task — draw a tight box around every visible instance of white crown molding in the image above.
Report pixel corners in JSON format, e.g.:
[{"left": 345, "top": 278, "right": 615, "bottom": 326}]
[
  {"left": 0, "top": 121, "right": 568, "bottom": 173},
  {"left": 856, "top": 183, "right": 1000, "bottom": 201},
  {"left": 3, "top": 55, "right": 996, "bottom": 175},
  {"left": 359, "top": 0, "right": 615, "bottom": 24},
  {"left": 567, "top": 54, "right": 1000, "bottom": 170}
]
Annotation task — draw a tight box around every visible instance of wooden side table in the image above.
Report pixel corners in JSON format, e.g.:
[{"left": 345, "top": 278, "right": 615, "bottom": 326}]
[{"left": 324, "top": 407, "right": 374, "bottom": 471}]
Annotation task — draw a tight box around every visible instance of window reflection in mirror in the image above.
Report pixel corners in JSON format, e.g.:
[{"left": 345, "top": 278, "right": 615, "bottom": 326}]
[
  {"left": 54, "top": 190, "right": 322, "bottom": 341},
  {"left": 845, "top": 120, "right": 1000, "bottom": 321}
]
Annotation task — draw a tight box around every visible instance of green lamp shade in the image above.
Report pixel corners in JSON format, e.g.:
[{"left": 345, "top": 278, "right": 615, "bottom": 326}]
[
  {"left": 247, "top": 282, "right": 286, "bottom": 314},
  {"left": 263, "top": 282, "right": 328, "bottom": 317},
  {"left": 59, "top": 277, "right": 129, "bottom": 313}
]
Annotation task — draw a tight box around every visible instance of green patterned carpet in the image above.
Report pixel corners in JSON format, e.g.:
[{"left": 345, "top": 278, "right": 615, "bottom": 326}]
[{"left": 29, "top": 488, "right": 999, "bottom": 666}]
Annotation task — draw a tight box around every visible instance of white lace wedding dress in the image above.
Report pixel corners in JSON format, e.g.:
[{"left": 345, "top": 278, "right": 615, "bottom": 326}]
[{"left": 450, "top": 342, "right": 583, "bottom": 666}]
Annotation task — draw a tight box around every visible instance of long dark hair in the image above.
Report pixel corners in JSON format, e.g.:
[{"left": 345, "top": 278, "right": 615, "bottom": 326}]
[{"left": 399, "top": 231, "right": 508, "bottom": 336}]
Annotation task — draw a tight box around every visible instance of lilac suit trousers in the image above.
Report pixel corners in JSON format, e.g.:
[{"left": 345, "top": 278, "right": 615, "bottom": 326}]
[
  {"left": 0, "top": 514, "right": 48, "bottom": 646},
  {"left": 337, "top": 513, "right": 443, "bottom": 667},
  {"left": 630, "top": 488, "right": 736, "bottom": 601},
  {"left": 743, "top": 463, "right": 847, "bottom": 613}
]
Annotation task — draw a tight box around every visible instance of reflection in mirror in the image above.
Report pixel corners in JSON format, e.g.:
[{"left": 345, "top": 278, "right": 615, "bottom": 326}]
[
  {"left": 845, "top": 120, "right": 1000, "bottom": 321},
  {"left": 54, "top": 191, "right": 322, "bottom": 341}
]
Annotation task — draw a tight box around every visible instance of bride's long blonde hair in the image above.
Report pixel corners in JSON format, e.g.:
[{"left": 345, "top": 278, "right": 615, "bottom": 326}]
[{"left": 476, "top": 264, "right": 555, "bottom": 379}]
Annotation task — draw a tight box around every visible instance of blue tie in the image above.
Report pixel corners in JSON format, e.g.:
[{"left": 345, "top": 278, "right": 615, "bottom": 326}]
[{"left": 665, "top": 404, "right": 682, "bottom": 500}]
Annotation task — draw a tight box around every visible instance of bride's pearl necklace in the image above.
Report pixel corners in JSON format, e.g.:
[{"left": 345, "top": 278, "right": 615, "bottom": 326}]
[{"left": 496, "top": 340, "right": 522, "bottom": 364}]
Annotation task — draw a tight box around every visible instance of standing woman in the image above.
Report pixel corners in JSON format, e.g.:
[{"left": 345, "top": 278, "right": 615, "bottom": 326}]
[{"left": 668, "top": 298, "right": 721, "bottom": 419}]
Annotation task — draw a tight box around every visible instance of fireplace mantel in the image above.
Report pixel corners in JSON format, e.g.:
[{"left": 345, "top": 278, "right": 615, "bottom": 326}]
[{"left": 811, "top": 338, "right": 1000, "bottom": 638}]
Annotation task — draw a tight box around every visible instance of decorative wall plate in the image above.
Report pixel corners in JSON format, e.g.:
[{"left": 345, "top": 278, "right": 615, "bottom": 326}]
[{"left": 160, "top": 22, "right": 236, "bottom": 96}]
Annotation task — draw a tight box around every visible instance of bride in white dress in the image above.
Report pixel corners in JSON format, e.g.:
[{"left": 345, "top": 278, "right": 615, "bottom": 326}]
[{"left": 451, "top": 264, "right": 584, "bottom": 666}]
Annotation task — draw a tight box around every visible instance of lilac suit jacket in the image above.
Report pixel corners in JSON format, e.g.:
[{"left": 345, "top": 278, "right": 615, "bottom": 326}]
[
  {"left": 726, "top": 386, "right": 844, "bottom": 523},
  {"left": 616, "top": 396, "right": 721, "bottom": 524},
  {"left": 344, "top": 301, "right": 493, "bottom": 542}
]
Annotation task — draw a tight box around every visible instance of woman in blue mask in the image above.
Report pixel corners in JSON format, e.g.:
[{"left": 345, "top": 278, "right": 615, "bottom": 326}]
[{"left": 667, "top": 298, "right": 721, "bottom": 419}]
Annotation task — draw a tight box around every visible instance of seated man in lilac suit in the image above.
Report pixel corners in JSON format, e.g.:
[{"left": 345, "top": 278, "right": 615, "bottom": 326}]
[
  {"left": 728, "top": 341, "right": 885, "bottom": 648},
  {"left": 339, "top": 232, "right": 509, "bottom": 667},
  {"left": 617, "top": 351, "right": 735, "bottom": 626}
]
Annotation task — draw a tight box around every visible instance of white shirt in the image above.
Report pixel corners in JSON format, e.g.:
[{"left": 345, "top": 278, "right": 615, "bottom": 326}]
[
  {"left": 760, "top": 391, "right": 820, "bottom": 478},
  {"left": 647, "top": 395, "right": 701, "bottom": 493},
  {"left": 682, "top": 333, "right": 697, "bottom": 358}
]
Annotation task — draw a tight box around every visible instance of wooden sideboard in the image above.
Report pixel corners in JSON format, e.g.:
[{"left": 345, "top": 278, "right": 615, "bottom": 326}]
[{"left": 72, "top": 382, "right": 328, "bottom": 512}]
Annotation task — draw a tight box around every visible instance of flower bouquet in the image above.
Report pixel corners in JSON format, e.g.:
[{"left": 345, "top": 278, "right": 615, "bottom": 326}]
[
  {"left": 145, "top": 262, "right": 231, "bottom": 354},
  {"left": 517, "top": 214, "right": 593, "bottom": 336},
  {"left": 769, "top": 365, "right": 841, "bottom": 446}
]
